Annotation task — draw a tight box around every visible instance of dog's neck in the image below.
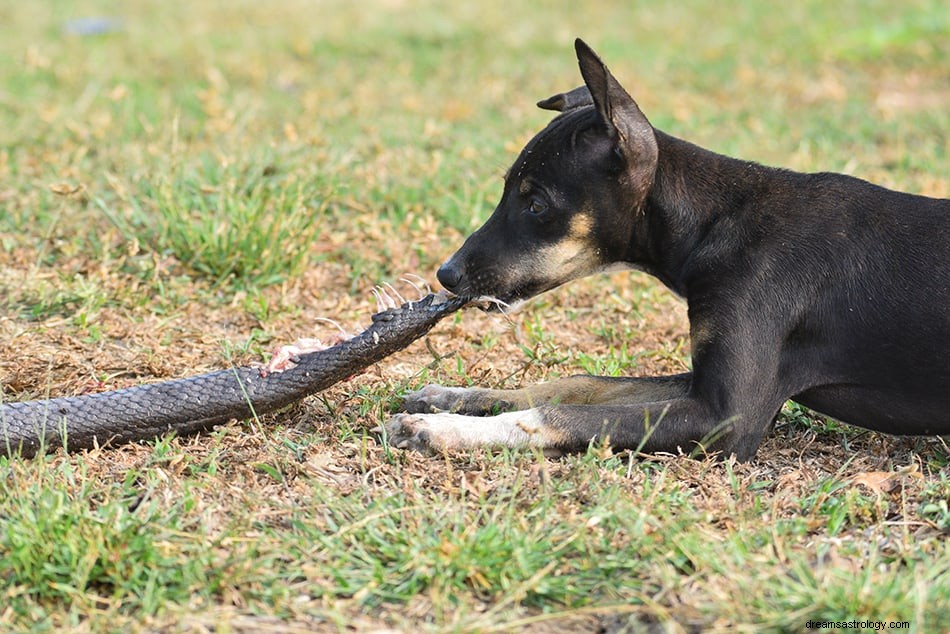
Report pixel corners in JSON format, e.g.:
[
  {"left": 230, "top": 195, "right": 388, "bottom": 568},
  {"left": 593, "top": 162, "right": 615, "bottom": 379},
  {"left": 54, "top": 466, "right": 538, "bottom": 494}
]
[{"left": 633, "top": 130, "right": 770, "bottom": 297}]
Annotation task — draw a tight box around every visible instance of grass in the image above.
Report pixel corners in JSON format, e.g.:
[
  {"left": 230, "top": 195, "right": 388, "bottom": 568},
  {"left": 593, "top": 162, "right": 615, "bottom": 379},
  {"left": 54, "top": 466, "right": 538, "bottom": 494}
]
[
  {"left": 105, "top": 152, "right": 334, "bottom": 286},
  {"left": 1, "top": 0, "right": 948, "bottom": 631}
]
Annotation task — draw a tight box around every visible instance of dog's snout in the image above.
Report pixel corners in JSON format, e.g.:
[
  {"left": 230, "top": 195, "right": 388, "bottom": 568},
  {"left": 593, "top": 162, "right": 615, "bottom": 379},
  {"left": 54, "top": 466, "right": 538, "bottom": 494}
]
[{"left": 437, "top": 260, "right": 463, "bottom": 292}]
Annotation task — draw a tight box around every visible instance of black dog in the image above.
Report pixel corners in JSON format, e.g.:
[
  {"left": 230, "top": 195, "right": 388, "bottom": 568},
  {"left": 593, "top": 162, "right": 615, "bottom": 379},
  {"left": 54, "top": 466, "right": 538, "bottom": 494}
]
[{"left": 385, "top": 39, "right": 949, "bottom": 460}]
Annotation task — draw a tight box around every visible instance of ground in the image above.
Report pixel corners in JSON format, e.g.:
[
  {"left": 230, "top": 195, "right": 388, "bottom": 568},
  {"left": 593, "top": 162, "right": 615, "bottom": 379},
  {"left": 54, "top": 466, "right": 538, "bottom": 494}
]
[{"left": 0, "top": 1, "right": 947, "bottom": 632}]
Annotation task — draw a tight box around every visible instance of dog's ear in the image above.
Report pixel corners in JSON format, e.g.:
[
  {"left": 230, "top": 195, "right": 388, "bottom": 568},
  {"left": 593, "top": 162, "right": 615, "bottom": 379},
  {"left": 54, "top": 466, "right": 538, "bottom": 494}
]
[
  {"left": 537, "top": 86, "right": 593, "bottom": 112},
  {"left": 574, "top": 38, "right": 658, "bottom": 189}
]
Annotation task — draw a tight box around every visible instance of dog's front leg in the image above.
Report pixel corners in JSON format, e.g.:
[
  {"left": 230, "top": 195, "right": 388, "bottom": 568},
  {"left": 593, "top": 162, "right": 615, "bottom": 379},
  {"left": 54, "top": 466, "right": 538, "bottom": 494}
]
[
  {"left": 385, "top": 394, "right": 774, "bottom": 460},
  {"left": 385, "top": 409, "right": 553, "bottom": 454},
  {"left": 402, "top": 373, "right": 693, "bottom": 415}
]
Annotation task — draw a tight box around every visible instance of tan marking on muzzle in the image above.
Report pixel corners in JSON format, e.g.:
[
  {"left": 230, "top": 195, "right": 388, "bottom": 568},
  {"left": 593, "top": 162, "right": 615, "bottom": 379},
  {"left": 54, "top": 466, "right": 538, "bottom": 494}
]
[{"left": 529, "top": 212, "right": 600, "bottom": 281}]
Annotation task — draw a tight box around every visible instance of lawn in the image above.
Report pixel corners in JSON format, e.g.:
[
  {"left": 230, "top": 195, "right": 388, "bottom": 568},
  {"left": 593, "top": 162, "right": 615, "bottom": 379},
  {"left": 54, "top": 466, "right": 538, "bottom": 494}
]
[{"left": 0, "top": 0, "right": 947, "bottom": 631}]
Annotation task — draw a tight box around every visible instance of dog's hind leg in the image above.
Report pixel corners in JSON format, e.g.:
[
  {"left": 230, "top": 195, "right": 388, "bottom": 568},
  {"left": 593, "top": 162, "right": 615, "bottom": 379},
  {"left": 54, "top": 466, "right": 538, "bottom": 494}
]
[{"left": 402, "top": 373, "right": 692, "bottom": 415}]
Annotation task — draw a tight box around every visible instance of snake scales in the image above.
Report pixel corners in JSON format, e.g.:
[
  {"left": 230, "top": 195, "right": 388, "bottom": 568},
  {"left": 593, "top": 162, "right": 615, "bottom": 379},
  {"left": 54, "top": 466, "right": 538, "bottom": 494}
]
[{"left": 0, "top": 292, "right": 468, "bottom": 458}]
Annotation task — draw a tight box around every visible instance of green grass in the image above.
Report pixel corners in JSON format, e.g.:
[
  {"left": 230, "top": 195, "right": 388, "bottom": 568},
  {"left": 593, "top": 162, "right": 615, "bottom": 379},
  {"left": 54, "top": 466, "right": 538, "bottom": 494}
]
[
  {"left": 0, "top": 0, "right": 947, "bottom": 631},
  {"left": 104, "top": 152, "right": 334, "bottom": 286},
  {"left": 3, "top": 447, "right": 946, "bottom": 631}
]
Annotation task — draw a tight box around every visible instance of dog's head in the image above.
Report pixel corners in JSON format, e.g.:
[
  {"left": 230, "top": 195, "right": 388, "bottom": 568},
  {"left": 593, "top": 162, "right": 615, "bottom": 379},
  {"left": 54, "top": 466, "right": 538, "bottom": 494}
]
[{"left": 437, "top": 39, "right": 659, "bottom": 309}]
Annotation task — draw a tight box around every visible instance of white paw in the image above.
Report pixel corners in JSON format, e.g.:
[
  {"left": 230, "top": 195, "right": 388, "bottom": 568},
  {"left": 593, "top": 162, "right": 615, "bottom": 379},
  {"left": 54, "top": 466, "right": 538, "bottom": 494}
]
[{"left": 383, "top": 410, "right": 546, "bottom": 452}]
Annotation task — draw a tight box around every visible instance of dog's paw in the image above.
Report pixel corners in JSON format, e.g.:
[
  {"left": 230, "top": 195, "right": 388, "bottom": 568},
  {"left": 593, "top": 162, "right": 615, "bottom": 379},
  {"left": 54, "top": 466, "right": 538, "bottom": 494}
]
[
  {"left": 403, "top": 384, "right": 476, "bottom": 413},
  {"left": 382, "top": 412, "right": 440, "bottom": 453},
  {"left": 402, "top": 384, "right": 512, "bottom": 415},
  {"left": 381, "top": 409, "right": 548, "bottom": 453}
]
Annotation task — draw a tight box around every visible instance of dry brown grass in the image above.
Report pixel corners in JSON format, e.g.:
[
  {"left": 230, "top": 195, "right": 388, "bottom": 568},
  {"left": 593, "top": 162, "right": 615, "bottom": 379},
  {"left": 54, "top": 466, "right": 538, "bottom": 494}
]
[{"left": 1, "top": 0, "right": 947, "bottom": 630}]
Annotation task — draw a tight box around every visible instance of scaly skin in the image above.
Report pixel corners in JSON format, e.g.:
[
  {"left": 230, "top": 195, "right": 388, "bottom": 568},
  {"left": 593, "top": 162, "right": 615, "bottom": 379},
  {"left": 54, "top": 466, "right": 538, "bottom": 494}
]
[{"left": 0, "top": 293, "right": 468, "bottom": 458}]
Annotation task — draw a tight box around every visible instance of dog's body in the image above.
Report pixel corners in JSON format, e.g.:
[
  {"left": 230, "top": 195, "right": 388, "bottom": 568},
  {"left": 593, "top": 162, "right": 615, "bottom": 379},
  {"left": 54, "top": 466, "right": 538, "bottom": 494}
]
[{"left": 385, "top": 40, "right": 949, "bottom": 460}]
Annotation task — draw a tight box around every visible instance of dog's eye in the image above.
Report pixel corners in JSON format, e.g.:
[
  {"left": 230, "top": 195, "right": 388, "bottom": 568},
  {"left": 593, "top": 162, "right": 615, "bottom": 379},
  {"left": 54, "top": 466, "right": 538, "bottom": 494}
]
[{"left": 526, "top": 198, "right": 548, "bottom": 216}]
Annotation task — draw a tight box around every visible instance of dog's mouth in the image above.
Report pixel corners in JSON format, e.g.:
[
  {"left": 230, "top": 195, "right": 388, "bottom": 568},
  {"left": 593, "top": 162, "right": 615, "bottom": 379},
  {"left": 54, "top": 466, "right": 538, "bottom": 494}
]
[
  {"left": 443, "top": 289, "right": 528, "bottom": 314},
  {"left": 443, "top": 269, "right": 553, "bottom": 314},
  {"left": 470, "top": 295, "right": 526, "bottom": 314},
  {"left": 455, "top": 281, "right": 549, "bottom": 314}
]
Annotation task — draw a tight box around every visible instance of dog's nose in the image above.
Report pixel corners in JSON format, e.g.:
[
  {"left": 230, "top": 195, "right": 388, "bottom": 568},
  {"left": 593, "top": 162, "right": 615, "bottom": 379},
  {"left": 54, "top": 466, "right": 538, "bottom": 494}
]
[{"left": 437, "top": 260, "right": 463, "bottom": 292}]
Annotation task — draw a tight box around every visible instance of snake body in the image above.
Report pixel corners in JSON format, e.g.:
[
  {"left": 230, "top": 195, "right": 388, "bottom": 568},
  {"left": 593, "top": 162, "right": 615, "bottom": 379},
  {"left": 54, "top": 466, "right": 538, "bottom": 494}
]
[{"left": 1, "top": 293, "right": 467, "bottom": 458}]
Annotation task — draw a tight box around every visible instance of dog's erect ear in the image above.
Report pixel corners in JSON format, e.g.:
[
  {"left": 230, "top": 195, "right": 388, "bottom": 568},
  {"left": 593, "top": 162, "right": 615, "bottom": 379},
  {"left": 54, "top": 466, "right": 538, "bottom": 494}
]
[
  {"left": 574, "top": 38, "right": 649, "bottom": 139},
  {"left": 574, "top": 38, "right": 658, "bottom": 190},
  {"left": 537, "top": 85, "right": 593, "bottom": 112}
]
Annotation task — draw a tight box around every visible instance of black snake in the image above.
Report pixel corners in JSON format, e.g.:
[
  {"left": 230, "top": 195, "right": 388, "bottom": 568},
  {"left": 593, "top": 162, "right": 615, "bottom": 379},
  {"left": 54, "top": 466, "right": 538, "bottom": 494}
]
[{"left": 0, "top": 292, "right": 468, "bottom": 458}]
